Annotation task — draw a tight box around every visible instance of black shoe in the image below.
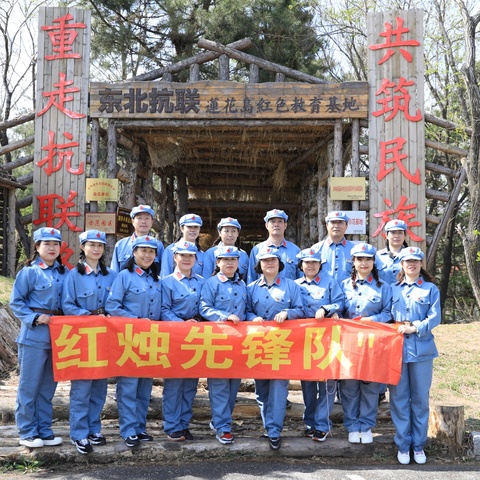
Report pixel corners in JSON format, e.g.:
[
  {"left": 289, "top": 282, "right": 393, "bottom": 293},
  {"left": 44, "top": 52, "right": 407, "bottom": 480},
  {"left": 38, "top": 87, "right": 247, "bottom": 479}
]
[
  {"left": 378, "top": 393, "right": 387, "bottom": 405},
  {"left": 304, "top": 427, "right": 315, "bottom": 437},
  {"left": 137, "top": 432, "right": 153, "bottom": 442},
  {"left": 167, "top": 431, "right": 185, "bottom": 442},
  {"left": 269, "top": 437, "right": 281, "bottom": 450},
  {"left": 260, "top": 430, "right": 269, "bottom": 438},
  {"left": 286, "top": 399, "right": 293, "bottom": 409},
  {"left": 125, "top": 435, "right": 140, "bottom": 447},
  {"left": 88, "top": 433, "right": 106, "bottom": 445},
  {"left": 72, "top": 438, "right": 93, "bottom": 454},
  {"left": 182, "top": 429, "right": 194, "bottom": 441},
  {"left": 313, "top": 430, "right": 328, "bottom": 442}
]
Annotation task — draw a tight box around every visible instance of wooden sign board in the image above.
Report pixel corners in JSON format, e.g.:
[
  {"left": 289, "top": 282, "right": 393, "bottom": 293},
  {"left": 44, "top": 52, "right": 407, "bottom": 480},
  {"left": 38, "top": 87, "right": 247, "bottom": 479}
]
[
  {"left": 89, "top": 81, "right": 368, "bottom": 120},
  {"left": 85, "top": 213, "right": 117, "bottom": 234},
  {"left": 86, "top": 178, "right": 119, "bottom": 202}
]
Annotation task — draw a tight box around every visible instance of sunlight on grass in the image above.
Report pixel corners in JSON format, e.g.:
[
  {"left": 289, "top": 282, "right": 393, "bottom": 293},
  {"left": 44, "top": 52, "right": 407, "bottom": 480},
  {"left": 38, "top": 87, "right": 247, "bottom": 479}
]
[{"left": 0, "top": 276, "right": 14, "bottom": 305}]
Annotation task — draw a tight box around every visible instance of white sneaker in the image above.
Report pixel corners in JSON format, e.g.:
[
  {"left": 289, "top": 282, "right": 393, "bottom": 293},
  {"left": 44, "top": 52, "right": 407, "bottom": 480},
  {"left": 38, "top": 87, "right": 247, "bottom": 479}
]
[
  {"left": 41, "top": 435, "right": 63, "bottom": 446},
  {"left": 209, "top": 421, "right": 216, "bottom": 432},
  {"left": 414, "top": 450, "right": 427, "bottom": 464},
  {"left": 361, "top": 429, "right": 373, "bottom": 444},
  {"left": 397, "top": 451, "right": 411, "bottom": 465},
  {"left": 348, "top": 431, "right": 361, "bottom": 443},
  {"left": 19, "top": 437, "right": 44, "bottom": 448}
]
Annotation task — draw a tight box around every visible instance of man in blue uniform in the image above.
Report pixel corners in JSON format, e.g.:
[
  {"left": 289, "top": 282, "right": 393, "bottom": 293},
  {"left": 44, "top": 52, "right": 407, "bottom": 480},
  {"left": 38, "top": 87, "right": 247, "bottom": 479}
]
[
  {"left": 110, "top": 205, "right": 164, "bottom": 272},
  {"left": 247, "top": 209, "right": 301, "bottom": 284}
]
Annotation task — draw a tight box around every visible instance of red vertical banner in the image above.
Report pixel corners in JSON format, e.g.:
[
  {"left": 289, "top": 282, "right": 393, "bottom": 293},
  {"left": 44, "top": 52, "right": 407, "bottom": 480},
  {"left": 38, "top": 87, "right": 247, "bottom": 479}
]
[
  {"left": 367, "top": 10, "right": 425, "bottom": 249},
  {"left": 34, "top": 7, "right": 91, "bottom": 267}
]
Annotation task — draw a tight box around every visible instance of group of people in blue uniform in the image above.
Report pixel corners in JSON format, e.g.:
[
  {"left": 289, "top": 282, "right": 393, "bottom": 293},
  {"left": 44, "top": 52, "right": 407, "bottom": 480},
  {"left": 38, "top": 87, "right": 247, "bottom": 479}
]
[{"left": 10, "top": 206, "right": 440, "bottom": 466}]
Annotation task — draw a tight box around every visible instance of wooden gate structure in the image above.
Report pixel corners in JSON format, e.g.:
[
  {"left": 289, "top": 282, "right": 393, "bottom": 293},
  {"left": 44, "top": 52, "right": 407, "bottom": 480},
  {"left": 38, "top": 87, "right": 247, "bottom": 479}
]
[{"left": 0, "top": 36, "right": 471, "bottom": 276}]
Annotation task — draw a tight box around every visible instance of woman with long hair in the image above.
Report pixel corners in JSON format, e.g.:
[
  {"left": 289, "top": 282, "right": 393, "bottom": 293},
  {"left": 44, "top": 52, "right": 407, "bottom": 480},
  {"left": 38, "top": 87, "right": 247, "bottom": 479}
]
[
  {"left": 202, "top": 217, "right": 249, "bottom": 278},
  {"left": 10, "top": 227, "right": 66, "bottom": 449},
  {"left": 62, "top": 230, "right": 116, "bottom": 454},
  {"left": 340, "top": 243, "right": 392, "bottom": 445},
  {"left": 389, "top": 247, "right": 440, "bottom": 466}
]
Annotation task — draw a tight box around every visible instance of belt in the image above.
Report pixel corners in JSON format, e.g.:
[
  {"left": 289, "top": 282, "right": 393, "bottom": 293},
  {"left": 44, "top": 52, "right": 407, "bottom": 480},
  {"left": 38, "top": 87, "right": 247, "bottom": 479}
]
[
  {"left": 89, "top": 308, "right": 106, "bottom": 315},
  {"left": 31, "top": 308, "right": 64, "bottom": 315}
]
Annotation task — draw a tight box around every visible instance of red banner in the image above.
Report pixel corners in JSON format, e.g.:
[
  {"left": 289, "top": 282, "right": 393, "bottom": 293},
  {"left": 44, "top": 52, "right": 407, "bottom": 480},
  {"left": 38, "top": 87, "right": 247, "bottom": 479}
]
[{"left": 49, "top": 317, "right": 403, "bottom": 384}]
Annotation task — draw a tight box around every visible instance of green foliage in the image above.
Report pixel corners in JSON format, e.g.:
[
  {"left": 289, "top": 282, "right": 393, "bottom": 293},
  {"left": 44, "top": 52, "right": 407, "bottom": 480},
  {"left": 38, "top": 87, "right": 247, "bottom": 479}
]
[
  {"left": 81, "top": 0, "right": 327, "bottom": 81},
  {"left": 0, "top": 456, "right": 42, "bottom": 474}
]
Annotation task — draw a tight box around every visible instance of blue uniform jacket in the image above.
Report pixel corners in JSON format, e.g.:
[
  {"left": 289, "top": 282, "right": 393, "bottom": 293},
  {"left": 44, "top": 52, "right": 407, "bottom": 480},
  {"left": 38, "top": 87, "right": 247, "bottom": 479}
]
[
  {"left": 110, "top": 234, "right": 164, "bottom": 273},
  {"left": 295, "top": 273, "right": 344, "bottom": 318},
  {"left": 105, "top": 266, "right": 162, "bottom": 320},
  {"left": 202, "top": 245, "right": 249, "bottom": 279},
  {"left": 62, "top": 263, "right": 116, "bottom": 315},
  {"left": 10, "top": 257, "right": 65, "bottom": 349},
  {"left": 247, "top": 239, "right": 301, "bottom": 284},
  {"left": 376, "top": 248, "right": 402, "bottom": 285},
  {"left": 161, "top": 270, "right": 205, "bottom": 321},
  {"left": 311, "top": 237, "right": 355, "bottom": 283},
  {"left": 200, "top": 272, "right": 247, "bottom": 321},
  {"left": 391, "top": 277, "right": 441, "bottom": 363},
  {"left": 160, "top": 243, "right": 204, "bottom": 279},
  {"left": 246, "top": 275, "right": 305, "bottom": 321},
  {"left": 341, "top": 275, "right": 392, "bottom": 323}
]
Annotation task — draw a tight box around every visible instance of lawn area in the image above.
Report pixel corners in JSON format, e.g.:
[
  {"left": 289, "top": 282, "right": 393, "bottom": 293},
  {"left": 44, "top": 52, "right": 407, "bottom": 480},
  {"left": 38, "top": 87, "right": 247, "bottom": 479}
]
[{"left": 0, "top": 275, "right": 14, "bottom": 306}]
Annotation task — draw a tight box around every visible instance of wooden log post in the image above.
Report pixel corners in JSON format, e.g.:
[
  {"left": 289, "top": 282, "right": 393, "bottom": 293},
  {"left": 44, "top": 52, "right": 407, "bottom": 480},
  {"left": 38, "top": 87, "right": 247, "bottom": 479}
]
[{"left": 428, "top": 403, "right": 465, "bottom": 453}]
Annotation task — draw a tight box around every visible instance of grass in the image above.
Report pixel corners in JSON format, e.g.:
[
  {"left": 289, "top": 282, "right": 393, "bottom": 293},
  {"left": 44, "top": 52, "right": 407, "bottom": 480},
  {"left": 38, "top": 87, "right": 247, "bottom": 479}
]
[{"left": 0, "top": 275, "right": 14, "bottom": 305}]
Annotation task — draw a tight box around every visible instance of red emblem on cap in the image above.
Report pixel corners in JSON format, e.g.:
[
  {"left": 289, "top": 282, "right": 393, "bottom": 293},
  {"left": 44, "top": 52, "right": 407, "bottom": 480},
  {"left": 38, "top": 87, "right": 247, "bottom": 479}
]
[
  {"left": 145, "top": 236, "right": 150, "bottom": 241},
  {"left": 96, "top": 233, "right": 101, "bottom": 238},
  {"left": 362, "top": 244, "right": 367, "bottom": 251},
  {"left": 50, "top": 229, "right": 55, "bottom": 234}
]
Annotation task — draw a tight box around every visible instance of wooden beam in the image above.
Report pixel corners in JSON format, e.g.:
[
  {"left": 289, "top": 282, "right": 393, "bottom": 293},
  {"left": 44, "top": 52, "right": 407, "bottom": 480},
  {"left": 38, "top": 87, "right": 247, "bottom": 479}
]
[
  {"left": 198, "top": 38, "right": 329, "bottom": 84},
  {"left": 0, "top": 136, "right": 34, "bottom": 156},
  {"left": 130, "top": 38, "right": 252, "bottom": 82}
]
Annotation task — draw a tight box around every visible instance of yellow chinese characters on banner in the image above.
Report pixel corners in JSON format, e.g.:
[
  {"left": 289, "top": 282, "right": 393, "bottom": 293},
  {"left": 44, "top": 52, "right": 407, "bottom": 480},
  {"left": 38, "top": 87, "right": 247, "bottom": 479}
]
[{"left": 49, "top": 317, "right": 403, "bottom": 384}]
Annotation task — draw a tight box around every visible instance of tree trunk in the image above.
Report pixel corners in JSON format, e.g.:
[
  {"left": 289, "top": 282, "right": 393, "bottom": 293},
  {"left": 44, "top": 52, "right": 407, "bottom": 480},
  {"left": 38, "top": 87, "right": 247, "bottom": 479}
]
[{"left": 0, "top": 305, "right": 19, "bottom": 375}]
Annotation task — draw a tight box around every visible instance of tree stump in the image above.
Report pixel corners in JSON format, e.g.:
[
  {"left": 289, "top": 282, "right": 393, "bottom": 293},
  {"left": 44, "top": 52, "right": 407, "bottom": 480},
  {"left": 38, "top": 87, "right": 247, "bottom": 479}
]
[{"left": 428, "top": 403, "right": 465, "bottom": 453}]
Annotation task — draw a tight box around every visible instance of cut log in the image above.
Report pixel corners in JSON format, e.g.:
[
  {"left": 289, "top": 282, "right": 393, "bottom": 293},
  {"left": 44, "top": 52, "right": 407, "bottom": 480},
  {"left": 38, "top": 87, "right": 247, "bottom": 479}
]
[
  {"left": 0, "top": 305, "right": 19, "bottom": 375},
  {"left": 428, "top": 403, "right": 465, "bottom": 453}
]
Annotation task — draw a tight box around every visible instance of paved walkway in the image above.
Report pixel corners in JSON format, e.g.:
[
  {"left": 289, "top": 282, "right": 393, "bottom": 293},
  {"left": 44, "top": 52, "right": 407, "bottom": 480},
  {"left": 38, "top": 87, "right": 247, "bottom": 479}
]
[{"left": 0, "top": 380, "right": 400, "bottom": 466}]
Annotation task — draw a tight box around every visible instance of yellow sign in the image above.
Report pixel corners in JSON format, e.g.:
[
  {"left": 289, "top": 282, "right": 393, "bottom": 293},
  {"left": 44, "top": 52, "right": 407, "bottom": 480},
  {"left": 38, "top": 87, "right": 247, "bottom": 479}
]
[
  {"left": 330, "top": 177, "right": 366, "bottom": 200},
  {"left": 86, "top": 178, "right": 119, "bottom": 202},
  {"left": 84, "top": 213, "right": 117, "bottom": 234}
]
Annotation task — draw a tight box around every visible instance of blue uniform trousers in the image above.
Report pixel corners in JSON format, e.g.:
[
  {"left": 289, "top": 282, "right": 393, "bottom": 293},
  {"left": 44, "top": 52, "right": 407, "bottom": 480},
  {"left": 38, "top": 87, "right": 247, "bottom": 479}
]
[
  {"left": 69, "top": 379, "right": 108, "bottom": 440},
  {"left": 162, "top": 378, "right": 198, "bottom": 434},
  {"left": 207, "top": 378, "right": 241, "bottom": 434},
  {"left": 15, "top": 344, "right": 57, "bottom": 440},
  {"left": 340, "top": 379, "right": 380, "bottom": 433},
  {"left": 313, "top": 379, "right": 337, "bottom": 432},
  {"left": 389, "top": 360, "right": 433, "bottom": 452},
  {"left": 116, "top": 377, "right": 153, "bottom": 438},
  {"left": 300, "top": 380, "right": 318, "bottom": 428},
  {"left": 255, "top": 379, "right": 289, "bottom": 438}
]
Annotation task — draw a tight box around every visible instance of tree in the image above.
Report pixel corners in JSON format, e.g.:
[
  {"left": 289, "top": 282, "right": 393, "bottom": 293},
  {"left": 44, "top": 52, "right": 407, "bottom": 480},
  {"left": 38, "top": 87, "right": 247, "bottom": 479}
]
[{"left": 455, "top": 0, "right": 480, "bottom": 312}]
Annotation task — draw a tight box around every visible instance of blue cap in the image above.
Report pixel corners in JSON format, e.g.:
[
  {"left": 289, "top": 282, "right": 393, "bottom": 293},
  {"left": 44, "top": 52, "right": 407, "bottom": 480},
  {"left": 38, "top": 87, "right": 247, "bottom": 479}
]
[
  {"left": 325, "top": 211, "right": 349, "bottom": 223},
  {"left": 132, "top": 235, "right": 158, "bottom": 250},
  {"left": 399, "top": 247, "right": 424, "bottom": 261},
  {"left": 351, "top": 243, "right": 377, "bottom": 257},
  {"left": 173, "top": 240, "right": 198, "bottom": 254},
  {"left": 256, "top": 245, "right": 281, "bottom": 261},
  {"left": 264, "top": 209, "right": 288, "bottom": 222},
  {"left": 215, "top": 246, "right": 240, "bottom": 258},
  {"left": 130, "top": 205, "right": 154, "bottom": 219},
  {"left": 384, "top": 219, "right": 408, "bottom": 232},
  {"left": 179, "top": 213, "right": 203, "bottom": 227},
  {"left": 217, "top": 217, "right": 241, "bottom": 231},
  {"left": 296, "top": 247, "right": 322, "bottom": 262},
  {"left": 33, "top": 228, "right": 62, "bottom": 243},
  {"left": 79, "top": 230, "right": 107, "bottom": 244}
]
